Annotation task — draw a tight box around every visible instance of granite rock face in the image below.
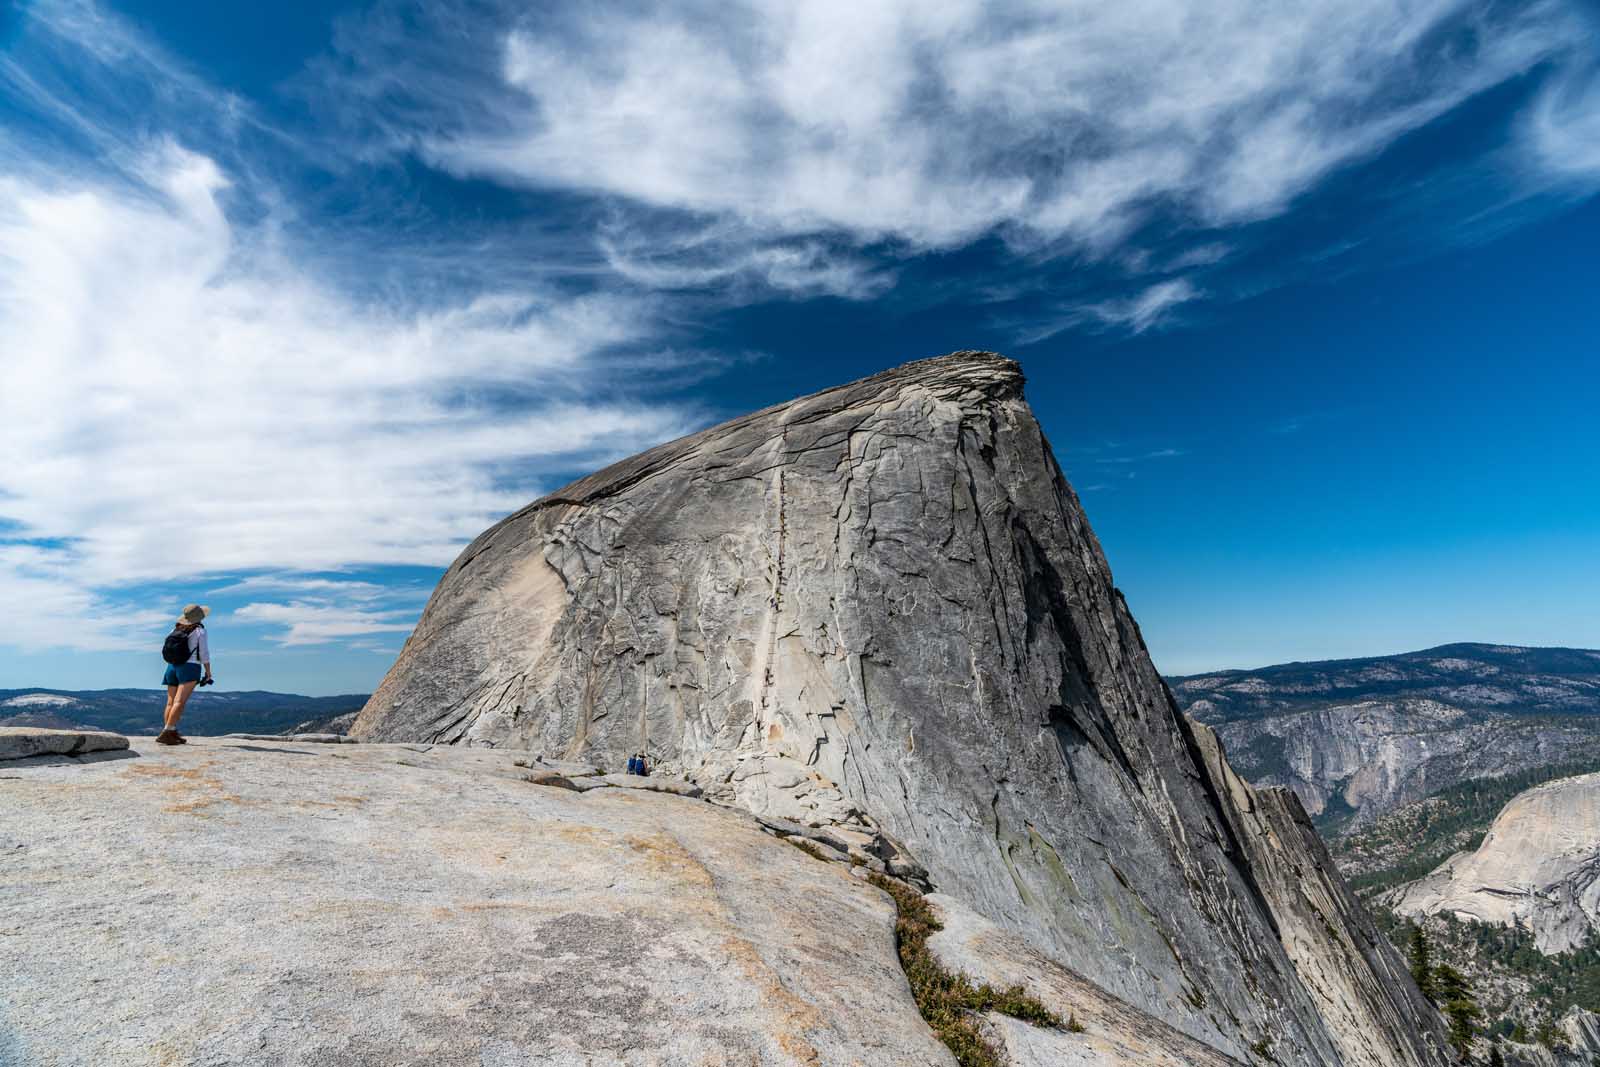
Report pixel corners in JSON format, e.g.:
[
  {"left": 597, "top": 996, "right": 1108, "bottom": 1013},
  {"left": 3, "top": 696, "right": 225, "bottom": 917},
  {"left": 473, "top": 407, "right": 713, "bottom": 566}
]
[
  {"left": 1187, "top": 723, "right": 1447, "bottom": 1067},
  {"left": 357, "top": 351, "right": 1449, "bottom": 1066},
  {"left": 1388, "top": 771, "right": 1600, "bottom": 953}
]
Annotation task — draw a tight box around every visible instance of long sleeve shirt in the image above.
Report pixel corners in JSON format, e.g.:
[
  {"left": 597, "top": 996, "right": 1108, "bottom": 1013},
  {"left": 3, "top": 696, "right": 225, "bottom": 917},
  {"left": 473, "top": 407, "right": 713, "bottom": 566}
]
[{"left": 187, "top": 626, "right": 210, "bottom": 666}]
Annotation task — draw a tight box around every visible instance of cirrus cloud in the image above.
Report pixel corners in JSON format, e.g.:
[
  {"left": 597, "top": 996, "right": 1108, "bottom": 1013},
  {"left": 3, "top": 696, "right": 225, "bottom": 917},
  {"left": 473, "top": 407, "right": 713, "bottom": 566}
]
[
  {"left": 390, "top": 0, "right": 1593, "bottom": 255},
  {"left": 0, "top": 144, "right": 697, "bottom": 589},
  {"left": 0, "top": 137, "right": 702, "bottom": 654}
]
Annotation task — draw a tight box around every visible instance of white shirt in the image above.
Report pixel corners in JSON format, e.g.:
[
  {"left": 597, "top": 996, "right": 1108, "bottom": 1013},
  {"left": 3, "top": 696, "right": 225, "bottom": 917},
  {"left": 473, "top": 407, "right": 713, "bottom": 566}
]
[{"left": 188, "top": 626, "right": 210, "bottom": 666}]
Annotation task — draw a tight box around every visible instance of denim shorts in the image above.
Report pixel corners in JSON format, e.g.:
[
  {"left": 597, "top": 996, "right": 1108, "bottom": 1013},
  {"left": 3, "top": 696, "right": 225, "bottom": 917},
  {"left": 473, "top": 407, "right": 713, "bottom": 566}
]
[{"left": 163, "top": 662, "right": 203, "bottom": 686}]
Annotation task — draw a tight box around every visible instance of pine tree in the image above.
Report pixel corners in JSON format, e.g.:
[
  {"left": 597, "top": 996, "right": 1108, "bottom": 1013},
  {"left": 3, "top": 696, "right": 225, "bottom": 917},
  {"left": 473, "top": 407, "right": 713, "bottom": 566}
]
[
  {"left": 1435, "top": 964, "right": 1469, "bottom": 1003},
  {"left": 1487, "top": 1041, "right": 1504, "bottom": 1067},
  {"left": 1408, "top": 926, "right": 1438, "bottom": 1001},
  {"left": 1434, "top": 964, "right": 1480, "bottom": 1058}
]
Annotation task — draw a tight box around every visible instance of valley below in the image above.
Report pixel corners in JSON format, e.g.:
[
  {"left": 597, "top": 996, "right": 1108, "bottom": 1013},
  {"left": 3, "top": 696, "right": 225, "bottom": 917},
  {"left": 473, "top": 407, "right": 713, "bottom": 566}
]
[
  {"left": 0, "top": 688, "right": 367, "bottom": 738},
  {"left": 1172, "top": 646, "right": 1600, "bottom": 1065},
  {"left": 1170, "top": 644, "right": 1600, "bottom": 835}
]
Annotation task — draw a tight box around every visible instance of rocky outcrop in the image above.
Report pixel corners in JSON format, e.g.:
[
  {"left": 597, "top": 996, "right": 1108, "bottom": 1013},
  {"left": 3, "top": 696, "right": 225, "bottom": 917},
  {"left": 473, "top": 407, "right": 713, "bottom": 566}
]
[
  {"left": 1388, "top": 772, "right": 1600, "bottom": 953},
  {"left": 1170, "top": 646, "right": 1600, "bottom": 830},
  {"left": 1214, "top": 701, "right": 1600, "bottom": 830},
  {"left": 356, "top": 351, "right": 1448, "bottom": 1066},
  {"left": 0, "top": 727, "right": 127, "bottom": 761},
  {"left": 1491, "top": 1008, "right": 1600, "bottom": 1067}
]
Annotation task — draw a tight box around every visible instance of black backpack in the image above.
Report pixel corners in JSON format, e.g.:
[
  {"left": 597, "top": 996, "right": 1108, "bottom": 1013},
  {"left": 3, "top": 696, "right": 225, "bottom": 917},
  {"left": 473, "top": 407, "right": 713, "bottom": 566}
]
[{"left": 161, "top": 625, "right": 199, "bottom": 665}]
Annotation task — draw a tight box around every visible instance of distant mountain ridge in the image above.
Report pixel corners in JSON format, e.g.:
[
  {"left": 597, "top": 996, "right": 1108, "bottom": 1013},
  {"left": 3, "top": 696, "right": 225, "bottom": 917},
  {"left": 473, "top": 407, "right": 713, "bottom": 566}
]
[
  {"left": 1167, "top": 643, "right": 1600, "bottom": 833},
  {"left": 0, "top": 688, "right": 369, "bottom": 738},
  {"left": 1170, "top": 643, "right": 1600, "bottom": 722}
]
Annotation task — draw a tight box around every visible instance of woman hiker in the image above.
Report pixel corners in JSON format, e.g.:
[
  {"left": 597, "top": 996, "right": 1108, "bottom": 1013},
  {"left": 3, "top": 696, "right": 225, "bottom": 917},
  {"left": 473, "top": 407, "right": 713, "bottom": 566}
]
[{"left": 158, "top": 604, "right": 213, "bottom": 745}]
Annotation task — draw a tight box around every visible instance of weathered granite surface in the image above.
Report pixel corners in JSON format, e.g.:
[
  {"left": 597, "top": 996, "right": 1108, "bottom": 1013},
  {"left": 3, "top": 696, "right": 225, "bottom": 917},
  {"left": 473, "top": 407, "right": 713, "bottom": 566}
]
[
  {"left": 225, "top": 732, "right": 358, "bottom": 744},
  {"left": 593, "top": 772, "right": 704, "bottom": 797},
  {"left": 0, "top": 737, "right": 951, "bottom": 1067},
  {"left": 1388, "top": 771, "right": 1600, "bottom": 953},
  {"left": 356, "top": 351, "right": 1449, "bottom": 1066},
  {"left": 0, "top": 727, "right": 128, "bottom": 761}
]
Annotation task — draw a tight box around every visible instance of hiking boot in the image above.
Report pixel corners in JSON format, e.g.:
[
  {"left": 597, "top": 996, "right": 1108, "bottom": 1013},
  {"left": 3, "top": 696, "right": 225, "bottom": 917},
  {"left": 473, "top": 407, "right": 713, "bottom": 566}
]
[
  {"left": 156, "top": 729, "right": 182, "bottom": 746},
  {"left": 172, "top": 732, "right": 189, "bottom": 744}
]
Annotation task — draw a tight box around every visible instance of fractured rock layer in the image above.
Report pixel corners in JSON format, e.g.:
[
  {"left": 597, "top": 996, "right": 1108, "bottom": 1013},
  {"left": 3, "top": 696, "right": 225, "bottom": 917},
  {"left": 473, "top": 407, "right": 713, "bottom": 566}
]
[{"left": 357, "top": 351, "right": 1449, "bottom": 1066}]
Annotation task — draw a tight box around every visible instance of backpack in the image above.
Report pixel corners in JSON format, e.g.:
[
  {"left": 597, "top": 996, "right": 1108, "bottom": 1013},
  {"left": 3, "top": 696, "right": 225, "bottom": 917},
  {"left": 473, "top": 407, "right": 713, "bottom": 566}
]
[{"left": 161, "top": 626, "right": 198, "bottom": 665}]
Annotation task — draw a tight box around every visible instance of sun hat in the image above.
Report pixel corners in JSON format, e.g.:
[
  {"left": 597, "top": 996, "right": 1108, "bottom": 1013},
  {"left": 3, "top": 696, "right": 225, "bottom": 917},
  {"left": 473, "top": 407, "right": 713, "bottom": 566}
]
[{"left": 178, "top": 604, "right": 210, "bottom": 625}]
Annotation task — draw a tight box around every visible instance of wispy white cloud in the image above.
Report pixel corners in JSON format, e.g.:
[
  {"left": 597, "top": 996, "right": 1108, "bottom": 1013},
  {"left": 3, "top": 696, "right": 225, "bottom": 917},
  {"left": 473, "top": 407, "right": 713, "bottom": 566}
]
[
  {"left": 207, "top": 576, "right": 396, "bottom": 601},
  {"left": 597, "top": 217, "right": 893, "bottom": 300},
  {"left": 1088, "top": 280, "right": 1203, "bottom": 334},
  {"left": 0, "top": 148, "right": 697, "bottom": 587},
  {"left": 1096, "top": 448, "right": 1187, "bottom": 465},
  {"left": 0, "top": 6, "right": 708, "bottom": 655},
  {"left": 1018, "top": 277, "right": 1203, "bottom": 342},
  {"left": 0, "top": 544, "right": 170, "bottom": 652},
  {"left": 233, "top": 601, "right": 418, "bottom": 647},
  {"left": 1164, "top": 245, "right": 1233, "bottom": 272},
  {"left": 366, "top": 0, "right": 1590, "bottom": 255},
  {"left": 1521, "top": 59, "right": 1600, "bottom": 182},
  {"left": 292, "top": 0, "right": 1600, "bottom": 337}
]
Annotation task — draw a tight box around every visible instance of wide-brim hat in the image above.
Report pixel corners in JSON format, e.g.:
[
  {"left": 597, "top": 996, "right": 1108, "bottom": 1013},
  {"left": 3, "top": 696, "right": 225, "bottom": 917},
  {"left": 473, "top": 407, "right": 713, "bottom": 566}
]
[{"left": 178, "top": 604, "right": 210, "bottom": 625}]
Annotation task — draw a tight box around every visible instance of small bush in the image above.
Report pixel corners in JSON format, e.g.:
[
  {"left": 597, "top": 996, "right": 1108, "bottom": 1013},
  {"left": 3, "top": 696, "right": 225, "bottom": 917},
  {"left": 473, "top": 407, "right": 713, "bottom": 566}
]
[
  {"left": 867, "top": 873, "right": 1067, "bottom": 1067},
  {"left": 787, "top": 837, "right": 831, "bottom": 862}
]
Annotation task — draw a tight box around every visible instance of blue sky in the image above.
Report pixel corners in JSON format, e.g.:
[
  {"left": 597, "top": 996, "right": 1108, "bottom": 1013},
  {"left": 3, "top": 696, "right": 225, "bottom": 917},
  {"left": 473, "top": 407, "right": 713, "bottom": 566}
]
[{"left": 2, "top": 0, "right": 1597, "bottom": 695}]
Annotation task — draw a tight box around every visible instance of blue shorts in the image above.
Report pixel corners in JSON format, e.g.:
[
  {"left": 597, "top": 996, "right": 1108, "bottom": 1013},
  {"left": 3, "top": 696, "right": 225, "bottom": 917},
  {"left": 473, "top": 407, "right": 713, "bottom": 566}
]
[{"left": 163, "top": 662, "right": 203, "bottom": 686}]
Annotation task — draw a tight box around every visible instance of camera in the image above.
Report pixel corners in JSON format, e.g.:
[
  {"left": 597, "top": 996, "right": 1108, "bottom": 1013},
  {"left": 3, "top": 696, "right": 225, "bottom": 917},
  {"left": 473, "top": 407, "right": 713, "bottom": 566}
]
[{"left": 199, "top": 676, "right": 215, "bottom": 687}]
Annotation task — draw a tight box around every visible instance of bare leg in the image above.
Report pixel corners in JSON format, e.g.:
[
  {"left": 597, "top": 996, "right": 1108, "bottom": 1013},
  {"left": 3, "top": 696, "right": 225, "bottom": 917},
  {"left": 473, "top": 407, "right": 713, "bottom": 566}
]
[
  {"left": 162, "top": 686, "right": 178, "bottom": 731},
  {"left": 166, "top": 681, "right": 199, "bottom": 731}
]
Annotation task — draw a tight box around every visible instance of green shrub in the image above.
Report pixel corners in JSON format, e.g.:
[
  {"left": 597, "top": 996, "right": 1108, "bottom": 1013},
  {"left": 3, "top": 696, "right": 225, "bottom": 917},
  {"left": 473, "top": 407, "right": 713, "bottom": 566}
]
[
  {"left": 787, "top": 837, "right": 831, "bottom": 862},
  {"left": 866, "top": 873, "right": 1067, "bottom": 1067}
]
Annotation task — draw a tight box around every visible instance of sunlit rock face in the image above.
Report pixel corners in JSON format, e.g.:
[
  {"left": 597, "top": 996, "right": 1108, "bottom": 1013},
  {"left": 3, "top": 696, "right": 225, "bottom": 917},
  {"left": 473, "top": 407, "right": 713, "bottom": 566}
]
[
  {"left": 1390, "top": 771, "right": 1600, "bottom": 954},
  {"left": 357, "top": 351, "right": 1449, "bottom": 1066}
]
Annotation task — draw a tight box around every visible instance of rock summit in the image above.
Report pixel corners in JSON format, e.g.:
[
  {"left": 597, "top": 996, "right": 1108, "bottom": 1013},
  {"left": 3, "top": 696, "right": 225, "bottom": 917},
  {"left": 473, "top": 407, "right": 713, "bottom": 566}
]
[{"left": 356, "top": 351, "right": 1448, "bottom": 1066}]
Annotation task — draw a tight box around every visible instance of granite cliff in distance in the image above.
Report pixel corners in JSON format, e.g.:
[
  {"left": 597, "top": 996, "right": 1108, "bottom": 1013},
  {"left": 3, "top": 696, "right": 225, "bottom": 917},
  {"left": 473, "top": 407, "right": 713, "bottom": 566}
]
[
  {"left": 1170, "top": 645, "right": 1600, "bottom": 832},
  {"left": 1389, "top": 771, "right": 1600, "bottom": 954},
  {"left": 356, "top": 351, "right": 1449, "bottom": 1066}
]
